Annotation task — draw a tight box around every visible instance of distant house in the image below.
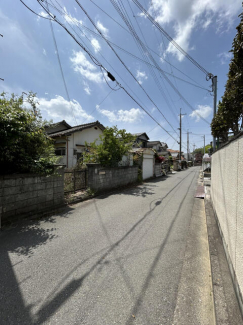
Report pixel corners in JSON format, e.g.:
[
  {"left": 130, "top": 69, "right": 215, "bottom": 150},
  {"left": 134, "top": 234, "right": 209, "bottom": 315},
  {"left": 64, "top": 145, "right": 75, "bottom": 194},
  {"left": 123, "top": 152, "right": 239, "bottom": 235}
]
[
  {"left": 132, "top": 132, "right": 149, "bottom": 148},
  {"left": 194, "top": 152, "right": 203, "bottom": 164},
  {"left": 167, "top": 149, "right": 184, "bottom": 159},
  {"left": 147, "top": 141, "right": 168, "bottom": 156},
  {"left": 46, "top": 120, "right": 105, "bottom": 168}
]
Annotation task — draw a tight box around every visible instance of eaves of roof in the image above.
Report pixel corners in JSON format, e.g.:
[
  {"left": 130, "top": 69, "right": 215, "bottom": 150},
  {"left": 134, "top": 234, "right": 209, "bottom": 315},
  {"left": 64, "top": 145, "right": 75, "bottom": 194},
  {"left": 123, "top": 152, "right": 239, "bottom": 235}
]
[{"left": 48, "top": 121, "right": 105, "bottom": 138}]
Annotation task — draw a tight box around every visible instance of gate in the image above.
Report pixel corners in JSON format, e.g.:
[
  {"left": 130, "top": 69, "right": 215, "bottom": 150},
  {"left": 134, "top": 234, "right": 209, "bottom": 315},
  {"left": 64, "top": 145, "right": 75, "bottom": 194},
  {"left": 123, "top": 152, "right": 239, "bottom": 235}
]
[{"left": 64, "top": 170, "right": 87, "bottom": 193}]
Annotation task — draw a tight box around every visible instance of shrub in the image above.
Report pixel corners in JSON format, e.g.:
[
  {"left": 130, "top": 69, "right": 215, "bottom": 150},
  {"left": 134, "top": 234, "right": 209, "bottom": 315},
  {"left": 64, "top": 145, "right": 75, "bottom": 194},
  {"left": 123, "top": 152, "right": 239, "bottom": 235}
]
[{"left": 0, "top": 92, "right": 57, "bottom": 175}]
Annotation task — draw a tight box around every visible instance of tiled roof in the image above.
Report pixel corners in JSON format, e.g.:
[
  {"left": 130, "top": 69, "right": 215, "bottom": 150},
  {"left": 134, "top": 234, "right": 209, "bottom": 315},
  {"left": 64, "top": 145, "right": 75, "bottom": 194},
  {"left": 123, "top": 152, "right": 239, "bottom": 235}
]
[
  {"left": 167, "top": 149, "right": 183, "bottom": 153},
  {"left": 48, "top": 121, "right": 105, "bottom": 137},
  {"left": 132, "top": 132, "right": 150, "bottom": 140},
  {"left": 46, "top": 120, "right": 72, "bottom": 131}
]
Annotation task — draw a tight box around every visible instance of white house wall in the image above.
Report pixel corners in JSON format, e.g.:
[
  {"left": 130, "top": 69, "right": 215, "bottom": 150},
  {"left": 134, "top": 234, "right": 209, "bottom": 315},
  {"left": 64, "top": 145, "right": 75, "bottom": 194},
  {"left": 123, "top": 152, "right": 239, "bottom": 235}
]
[{"left": 67, "top": 127, "right": 103, "bottom": 168}]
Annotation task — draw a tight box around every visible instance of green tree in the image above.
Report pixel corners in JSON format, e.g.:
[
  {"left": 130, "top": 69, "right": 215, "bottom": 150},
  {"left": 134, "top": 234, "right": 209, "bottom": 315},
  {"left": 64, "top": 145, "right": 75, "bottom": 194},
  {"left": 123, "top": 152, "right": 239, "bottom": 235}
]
[
  {"left": 193, "top": 144, "right": 212, "bottom": 155},
  {"left": 211, "top": 7, "right": 243, "bottom": 138},
  {"left": 0, "top": 92, "right": 57, "bottom": 175},
  {"left": 83, "top": 126, "right": 135, "bottom": 167}
]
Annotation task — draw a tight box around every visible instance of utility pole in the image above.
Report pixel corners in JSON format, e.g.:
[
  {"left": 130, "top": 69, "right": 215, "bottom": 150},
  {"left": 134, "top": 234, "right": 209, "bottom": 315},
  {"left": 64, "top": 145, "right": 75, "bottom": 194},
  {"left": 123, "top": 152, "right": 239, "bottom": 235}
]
[
  {"left": 212, "top": 76, "right": 217, "bottom": 151},
  {"left": 187, "top": 130, "right": 192, "bottom": 161},
  {"left": 179, "top": 108, "right": 186, "bottom": 161},
  {"left": 193, "top": 143, "right": 196, "bottom": 165},
  {"left": 202, "top": 135, "right": 205, "bottom": 155},
  {"left": 0, "top": 34, "right": 3, "bottom": 81}
]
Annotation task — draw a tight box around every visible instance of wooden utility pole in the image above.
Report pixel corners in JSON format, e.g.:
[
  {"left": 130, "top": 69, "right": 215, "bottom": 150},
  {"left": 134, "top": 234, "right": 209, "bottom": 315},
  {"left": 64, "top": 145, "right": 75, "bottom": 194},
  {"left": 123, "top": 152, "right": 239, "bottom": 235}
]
[
  {"left": 179, "top": 108, "right": 186, "bottom": 160},
  {"left": 187, "top": 130, "right": 192, "bottom": 161}
]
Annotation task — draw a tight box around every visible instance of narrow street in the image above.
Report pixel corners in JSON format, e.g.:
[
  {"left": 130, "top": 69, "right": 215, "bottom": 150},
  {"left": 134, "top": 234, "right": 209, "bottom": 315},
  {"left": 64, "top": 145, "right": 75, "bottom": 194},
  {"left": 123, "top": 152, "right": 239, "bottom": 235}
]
[{"left": 1, "top": 166, "right": 208, "bottom": 324}]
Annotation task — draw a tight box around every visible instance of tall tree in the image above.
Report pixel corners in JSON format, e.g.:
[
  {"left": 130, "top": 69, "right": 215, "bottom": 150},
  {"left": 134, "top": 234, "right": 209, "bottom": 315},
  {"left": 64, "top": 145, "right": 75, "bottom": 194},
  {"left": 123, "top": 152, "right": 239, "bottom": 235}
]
[{"left": 211, "top": 7, "right": 243, "bottom": 139}]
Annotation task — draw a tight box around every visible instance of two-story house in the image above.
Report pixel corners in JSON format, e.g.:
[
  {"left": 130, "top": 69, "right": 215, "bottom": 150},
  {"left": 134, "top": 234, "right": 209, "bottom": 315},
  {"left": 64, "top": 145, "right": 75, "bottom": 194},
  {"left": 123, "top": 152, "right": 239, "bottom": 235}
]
[
  {"left": 132, "top": 132, "right": 150, "bottom": 148},
  {"left": 46, "top": 120, "right": 105, "bottom": 168},
  {"left": 147, "top": 141, "right": 169, "bottom": 157}
]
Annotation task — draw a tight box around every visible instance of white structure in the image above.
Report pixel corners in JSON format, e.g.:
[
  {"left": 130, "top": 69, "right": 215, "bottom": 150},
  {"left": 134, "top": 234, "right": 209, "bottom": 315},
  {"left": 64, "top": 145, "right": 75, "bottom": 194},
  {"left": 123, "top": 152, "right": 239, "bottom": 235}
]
[
  {"left": 46, "top": 120, "right": 105, "bottom": 168},
  {"left": 211, "top": 133, "right": 243, "bottom": 313},
  {"left": 132, "top": 148, "right": 155, "bottom": 180},
  {"left": 142, "top": 148, "right": 155, "bottom": 180}
]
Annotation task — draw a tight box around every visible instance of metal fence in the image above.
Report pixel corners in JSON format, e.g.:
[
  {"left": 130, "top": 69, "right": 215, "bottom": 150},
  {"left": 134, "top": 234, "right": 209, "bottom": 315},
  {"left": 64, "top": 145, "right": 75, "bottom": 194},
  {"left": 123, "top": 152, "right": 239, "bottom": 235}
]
[{"left": 64, "top": 170, "right": 87, "bottom": 193}]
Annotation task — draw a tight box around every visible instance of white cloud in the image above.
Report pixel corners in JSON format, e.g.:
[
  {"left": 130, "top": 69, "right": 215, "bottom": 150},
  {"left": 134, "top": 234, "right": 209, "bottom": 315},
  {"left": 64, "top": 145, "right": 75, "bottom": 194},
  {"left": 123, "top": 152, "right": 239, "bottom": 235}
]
[
  {"left": 97, "top": 21, "right": 109, "bottom": 37},
  {"left": 190, "top": 104, "right": 212, "bottom": 122},
  {"left": 63, "top": 7, "right": 82, "bottom": 26},
  {"left": 91, "top": 38, "right": 101, "bottom": 53},
  {"left": 43, "top": 48, "right": 47, "bottom": 56},
  {"left": 37, "top": 11, "right": 49, "bottom": 21},
  {"left": 83, "top": 81, "right": 91, "bottom": 95},
  {"left": 147, "top": 0, "right": 242, "bottom": 61},
  {"left": 217, "top": 51, "right": 232, "bottom": 65},
  {"left": 70, "top": 51, "right": 104, "bottom": 83},
  {"left": 97, "top": 107, "right": 144, "bottom": 123},
  {"left": 38, "top": 95, "right": 94, "bottom": 124},
  {"left": 136, "top": 70, "right": 148, "bottom": 84}
]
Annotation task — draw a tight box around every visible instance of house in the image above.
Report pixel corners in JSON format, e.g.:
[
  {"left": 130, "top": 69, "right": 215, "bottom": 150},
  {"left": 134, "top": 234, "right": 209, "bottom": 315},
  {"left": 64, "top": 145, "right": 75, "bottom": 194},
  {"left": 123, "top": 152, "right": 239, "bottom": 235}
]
[
  {"left": 46, "top": 120, "right": 105, "bottom": 168},
  {"left": 147, "top": 141, "right": 169, "bottom": 157},
  {"left": 132, "top": 132, "right": 150, "bottom": 148},
  {"left": 167, "top": 149, "right": 185, "bottom": 161}
]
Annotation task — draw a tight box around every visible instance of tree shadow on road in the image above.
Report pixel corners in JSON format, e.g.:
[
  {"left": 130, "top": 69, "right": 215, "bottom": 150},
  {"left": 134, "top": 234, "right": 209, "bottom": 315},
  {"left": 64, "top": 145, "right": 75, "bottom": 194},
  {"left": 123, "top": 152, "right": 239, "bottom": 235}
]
[{"left": 0, "top": 206, "right": 74, "bottom": 324}]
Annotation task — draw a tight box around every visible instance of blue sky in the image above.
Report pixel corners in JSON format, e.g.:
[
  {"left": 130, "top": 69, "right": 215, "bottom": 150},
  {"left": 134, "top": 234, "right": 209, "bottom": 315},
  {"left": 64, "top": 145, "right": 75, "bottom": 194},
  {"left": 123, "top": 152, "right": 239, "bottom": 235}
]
[{"left": 1, "top": 0, "right": 242, "bottom": 152}]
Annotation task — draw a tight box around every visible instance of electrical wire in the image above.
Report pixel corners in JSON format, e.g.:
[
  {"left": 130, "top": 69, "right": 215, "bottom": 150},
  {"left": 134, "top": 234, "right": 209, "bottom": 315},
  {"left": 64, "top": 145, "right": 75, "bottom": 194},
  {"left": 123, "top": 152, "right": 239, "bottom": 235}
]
[
  {"left": 85, "top": 0, "right": 211, "bottom": 124},
  {"left": 46, "top": 1, "right": 78, "bottom": 124},
  {"left": 20, "top": 0, "right": 54, "bottom": 20},
  {"left": 131, "top": 0, "right": 212, "bottom": 78},
  {"left": 89, "top": 0, "right": 210, "bottom": 90},
  {"left": 33, "top": 0, "right": 180, "bottom": 143},
  {"left": 75, "top": 0, "right": 180, "bottom": 136}
]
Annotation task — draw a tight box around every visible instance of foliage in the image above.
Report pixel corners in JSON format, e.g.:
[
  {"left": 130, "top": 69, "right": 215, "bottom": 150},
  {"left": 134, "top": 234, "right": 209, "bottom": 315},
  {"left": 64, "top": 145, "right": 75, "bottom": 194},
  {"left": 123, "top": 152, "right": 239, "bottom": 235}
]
[
  {"left": 168, "top": 156, "right": 173, "bottom": 166},
  {"left": 0, "top": 92, "right": 58, "bottom": 175},
  {"left": 137, "top": 168, "right": 143, "bottom": 183},
  {"left": 211, "top": 8, "right": 243, "bottom": 139},
  {"left": 193, "top": 144, "right": 212, "bottom": 154},
  {"left": 83, "top": 126, "right": 135, "bottom": 167}
]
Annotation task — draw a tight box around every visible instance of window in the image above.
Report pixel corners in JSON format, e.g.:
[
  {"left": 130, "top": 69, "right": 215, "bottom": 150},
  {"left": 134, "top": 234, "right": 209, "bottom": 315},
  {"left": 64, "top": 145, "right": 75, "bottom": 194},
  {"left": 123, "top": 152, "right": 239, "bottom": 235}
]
[
  {"left": 55, "top": 147, "right": 66, "bottom": 156},
  {"left": 77, "top": 152, "right": 83, "bottom": 163},
  {"left": 73, "top": 149, "right": 77, "bottom": 155}
]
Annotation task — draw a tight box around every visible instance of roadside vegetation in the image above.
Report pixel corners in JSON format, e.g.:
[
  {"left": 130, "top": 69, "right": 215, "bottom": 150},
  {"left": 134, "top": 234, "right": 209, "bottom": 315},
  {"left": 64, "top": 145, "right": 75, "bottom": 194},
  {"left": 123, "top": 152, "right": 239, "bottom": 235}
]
[
  {"left": 83, "top": 126, "right": 135, "bottom": 167},
  {"left": 0, "top": 92, "right": 57, "bottom": 175},
  {"left": 211, "top": 9, "right": 243, "bottom": 141}
]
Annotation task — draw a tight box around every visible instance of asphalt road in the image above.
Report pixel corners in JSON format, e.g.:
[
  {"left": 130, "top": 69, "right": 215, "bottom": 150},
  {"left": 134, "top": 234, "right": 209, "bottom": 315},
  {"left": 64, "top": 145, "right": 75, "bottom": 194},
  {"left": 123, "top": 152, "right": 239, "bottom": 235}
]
[{"left": 0, "top": 166, "right": 201, "bottom": 325}]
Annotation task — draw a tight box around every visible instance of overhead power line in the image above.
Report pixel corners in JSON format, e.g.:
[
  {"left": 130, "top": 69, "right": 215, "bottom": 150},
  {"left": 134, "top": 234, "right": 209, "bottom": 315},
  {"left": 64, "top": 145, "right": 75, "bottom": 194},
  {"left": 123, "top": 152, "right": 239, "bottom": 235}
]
[
  {"left": 89, "top": 0, "right": 209, "bottom": 90},
  {"left": 24, "top": 0, "right": 180, "bottom": 143},
  {"left": 75, "top": 0, "right": 180, "bottom": 136},
  {"left": 46, "top": 1, "right": 78, "bottom": 124},
  {"left": 130, "top": 0, "right": 212, "bottom": 78},
  {"left": 49, "top": 1, "right": 209, "bottom": 92},
  {"left": 20, "top": 0, "right": 54, "bottom": 20}
]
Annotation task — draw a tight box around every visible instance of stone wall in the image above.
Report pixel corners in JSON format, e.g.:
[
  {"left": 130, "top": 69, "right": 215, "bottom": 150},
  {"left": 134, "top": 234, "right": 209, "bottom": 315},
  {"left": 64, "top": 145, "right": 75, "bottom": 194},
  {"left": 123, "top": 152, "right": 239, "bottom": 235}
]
[
  {"left": 211, "top": 132, "right": 243, "bottom": 315},
  {"left": 0, "top": 168, "right": 64, "bottom": 226},
  {"left": 87, "top": 164, "right": 138, "bottom": 192}
]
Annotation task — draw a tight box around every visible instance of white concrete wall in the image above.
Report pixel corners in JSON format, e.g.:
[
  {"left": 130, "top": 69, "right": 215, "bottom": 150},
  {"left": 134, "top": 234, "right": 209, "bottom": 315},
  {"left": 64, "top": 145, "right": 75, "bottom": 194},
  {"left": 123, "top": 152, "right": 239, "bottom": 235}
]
[
  {"left": 67, "top": 127, "right": 103, "bottom": 168},
  {"left": 211, "top": 134, "right": 243, "bottom": 305},
  {"left": 142, "top": 149, "right": 155, "bottom": 180}
]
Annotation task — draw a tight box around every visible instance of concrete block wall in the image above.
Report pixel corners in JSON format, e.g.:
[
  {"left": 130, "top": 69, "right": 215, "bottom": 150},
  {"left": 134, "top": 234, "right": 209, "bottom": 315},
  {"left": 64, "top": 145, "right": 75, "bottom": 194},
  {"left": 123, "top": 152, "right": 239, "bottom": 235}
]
[
  {"left": 211, "top": 132, "right": 243, "bottom": 314},
  {"left": 87, "top": 164, "right": 138, "bottom": 192},
  {"left": 0, "top": 168, "right": 64, "bottom": 225}
]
